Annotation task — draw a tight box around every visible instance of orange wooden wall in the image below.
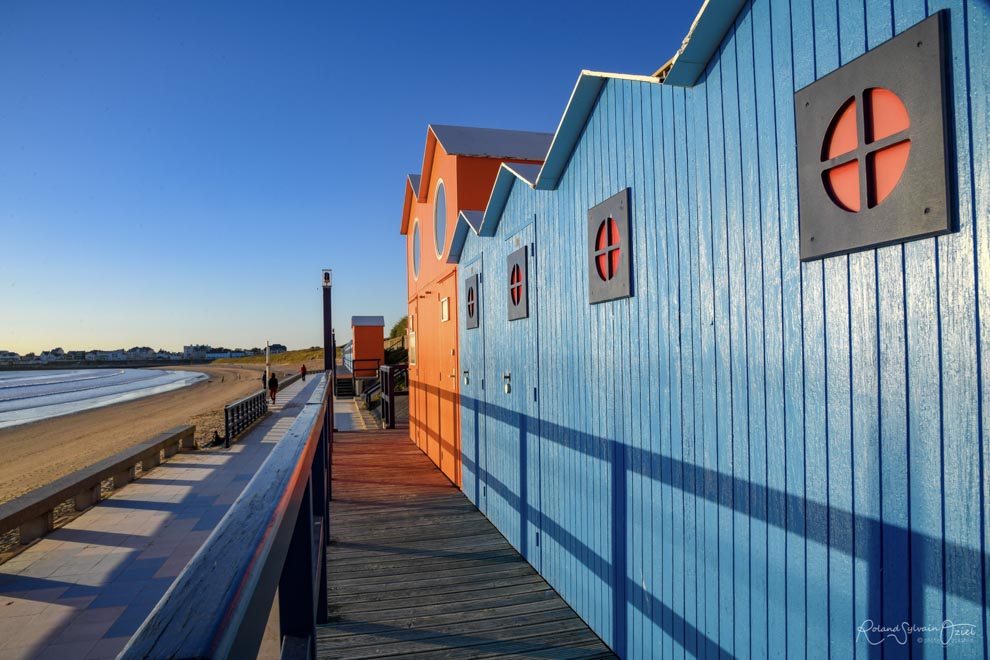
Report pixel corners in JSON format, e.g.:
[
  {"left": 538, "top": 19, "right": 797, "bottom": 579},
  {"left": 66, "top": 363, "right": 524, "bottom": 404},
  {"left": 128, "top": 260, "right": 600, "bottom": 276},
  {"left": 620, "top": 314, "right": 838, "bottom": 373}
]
[
  {"left": 403, "top": 137, "right": 463, "bottom": 486},
  {"left": 401, "top": 128, "right": 547, "bottom": 487},
  {"left": 351, "top": 324, "right": 384, "bottom": 377}
]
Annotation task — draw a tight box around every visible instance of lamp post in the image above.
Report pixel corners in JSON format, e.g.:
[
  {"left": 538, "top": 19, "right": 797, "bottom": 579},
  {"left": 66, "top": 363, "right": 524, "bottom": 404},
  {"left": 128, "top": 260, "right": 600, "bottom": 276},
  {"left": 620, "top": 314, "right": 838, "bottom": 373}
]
[{"left": 322, "top": 270, "right": 333, "bottom": 374}]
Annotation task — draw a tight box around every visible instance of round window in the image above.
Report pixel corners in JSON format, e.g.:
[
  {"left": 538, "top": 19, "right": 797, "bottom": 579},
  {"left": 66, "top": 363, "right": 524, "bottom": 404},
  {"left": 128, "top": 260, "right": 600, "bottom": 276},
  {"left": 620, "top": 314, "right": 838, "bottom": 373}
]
[
  {"left": 821, "top": 88, "right": 911, "bottom": 212},
  {"left": 434, "top": 181, "right": 447, "bottom": 258},
  {"left": 510, "top": 264, "right": 523, "bottom": 306},
  {"left": 412, "top": 220, "right": 421, "bottom": 279},
  {"left": 594, "top": 217, "right": 621, "bottom": 281}
]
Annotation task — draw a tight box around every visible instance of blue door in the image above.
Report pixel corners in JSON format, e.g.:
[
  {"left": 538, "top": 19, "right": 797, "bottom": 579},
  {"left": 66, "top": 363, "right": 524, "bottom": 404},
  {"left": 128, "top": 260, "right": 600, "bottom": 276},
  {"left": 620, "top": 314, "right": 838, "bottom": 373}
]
[
  {"left": 484, "top": 222, "right": 542, "bottom": 570},
  {"left": 459, "top": 256, "right": 486, "bottom": 511}
]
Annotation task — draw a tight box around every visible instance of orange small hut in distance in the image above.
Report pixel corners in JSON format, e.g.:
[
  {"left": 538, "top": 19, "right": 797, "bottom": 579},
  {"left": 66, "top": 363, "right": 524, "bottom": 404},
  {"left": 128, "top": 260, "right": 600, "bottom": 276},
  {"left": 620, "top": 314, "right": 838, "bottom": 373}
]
[
  {"left": 350, "top": 316, "right": 385, "bottom": 378},
  {"left": 400, "top": 125, "right": 552, "bottom": 486}
]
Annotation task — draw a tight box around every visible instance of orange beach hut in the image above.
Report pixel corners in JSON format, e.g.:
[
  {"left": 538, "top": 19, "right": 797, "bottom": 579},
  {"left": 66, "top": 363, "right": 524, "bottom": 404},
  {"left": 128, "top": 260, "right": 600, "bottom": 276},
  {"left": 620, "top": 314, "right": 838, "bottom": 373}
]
[
  {"left": 400, "top": 124, "right": 552, "bottom": 485},
  {"left": 350, "top": 316, "right": 384, "bottom": 378}
]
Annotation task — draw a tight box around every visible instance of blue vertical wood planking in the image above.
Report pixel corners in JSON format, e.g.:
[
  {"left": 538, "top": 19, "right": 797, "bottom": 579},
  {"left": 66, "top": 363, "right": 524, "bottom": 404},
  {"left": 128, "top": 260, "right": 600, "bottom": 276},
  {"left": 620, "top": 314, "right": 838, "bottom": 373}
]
[
  {"left": 968, "top": 4, "right": 990, "bottom": 658},
  {"left": 450, "top": 0, "right": 989, "bottom": 656}
]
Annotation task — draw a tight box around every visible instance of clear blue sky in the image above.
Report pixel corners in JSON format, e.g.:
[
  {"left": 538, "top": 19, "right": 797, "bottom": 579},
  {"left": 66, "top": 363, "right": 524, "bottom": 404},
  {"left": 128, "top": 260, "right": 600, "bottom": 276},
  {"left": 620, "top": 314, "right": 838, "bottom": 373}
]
[{"left": 0, "top": 1, "right": 700, "bottom": 355}]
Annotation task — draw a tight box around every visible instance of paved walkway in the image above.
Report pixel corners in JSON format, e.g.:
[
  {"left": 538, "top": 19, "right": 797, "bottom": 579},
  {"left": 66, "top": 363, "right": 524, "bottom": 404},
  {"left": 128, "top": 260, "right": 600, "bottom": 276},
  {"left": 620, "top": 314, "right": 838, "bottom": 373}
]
[
  {"left": 0, "top": 377, "right": 321, "bottom": 660},
  {"left": 317, "top": 430, "right": 615, "bottom": 659},
  {"left": 334, "top": 395, "right": 367, "bottom": 432}
]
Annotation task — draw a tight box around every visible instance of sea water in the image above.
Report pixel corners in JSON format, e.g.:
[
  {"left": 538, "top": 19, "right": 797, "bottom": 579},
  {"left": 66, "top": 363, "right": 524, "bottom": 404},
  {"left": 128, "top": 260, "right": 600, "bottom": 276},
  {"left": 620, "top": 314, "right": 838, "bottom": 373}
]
[{"left": 0, "top": 369, "right": 208, "bottom": 429}]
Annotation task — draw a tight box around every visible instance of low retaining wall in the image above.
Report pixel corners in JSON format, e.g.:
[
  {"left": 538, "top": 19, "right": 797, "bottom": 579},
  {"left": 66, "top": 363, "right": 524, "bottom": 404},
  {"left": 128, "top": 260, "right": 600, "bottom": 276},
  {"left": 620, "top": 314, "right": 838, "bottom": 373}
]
[{"left": 0, "top": 425, "right": 196, "bottom": 547}]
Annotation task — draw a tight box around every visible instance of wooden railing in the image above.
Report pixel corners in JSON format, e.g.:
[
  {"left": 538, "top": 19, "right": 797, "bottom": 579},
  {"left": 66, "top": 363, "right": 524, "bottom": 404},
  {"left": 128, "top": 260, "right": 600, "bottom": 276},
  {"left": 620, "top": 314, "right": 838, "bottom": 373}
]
[
  {"left": 120, "top": 375, "right": 331, "bottom": 659},
  {"left": 0, "top": 426, "right": 196, "bottom": 546}
]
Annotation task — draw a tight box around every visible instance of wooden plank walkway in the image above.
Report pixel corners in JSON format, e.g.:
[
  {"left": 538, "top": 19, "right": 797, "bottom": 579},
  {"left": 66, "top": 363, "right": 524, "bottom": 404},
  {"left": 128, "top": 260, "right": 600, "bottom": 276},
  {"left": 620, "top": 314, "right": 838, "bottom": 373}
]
[{"left": 317, "top": 431, "right": 616, "bottom": 659}]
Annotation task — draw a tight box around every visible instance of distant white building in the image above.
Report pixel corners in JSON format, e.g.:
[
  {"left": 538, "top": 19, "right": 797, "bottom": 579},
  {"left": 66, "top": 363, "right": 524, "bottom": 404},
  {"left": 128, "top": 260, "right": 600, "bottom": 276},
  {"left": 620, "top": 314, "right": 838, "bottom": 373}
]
[
  {"left": 85, "top": 350, "right": 126, "bottom": 361},
  {"left": 126, "top": 347, "right": 156, "bottom": 360},
  {"left": 39, "top": 348, "right": 67, "bottom": 364},
  {"left": 0, "top": 350, "right": 20, "bottom": 365},
  {"left": 183, "top": 345, "right": 210, "bottom": 360}
]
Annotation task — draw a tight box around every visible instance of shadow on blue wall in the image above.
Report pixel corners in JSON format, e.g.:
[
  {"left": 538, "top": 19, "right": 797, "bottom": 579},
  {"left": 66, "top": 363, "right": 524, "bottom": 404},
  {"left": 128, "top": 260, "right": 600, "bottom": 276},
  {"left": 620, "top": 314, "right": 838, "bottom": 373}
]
[{"left": 451, "top": 387, "right": 988, "bottom": 657}]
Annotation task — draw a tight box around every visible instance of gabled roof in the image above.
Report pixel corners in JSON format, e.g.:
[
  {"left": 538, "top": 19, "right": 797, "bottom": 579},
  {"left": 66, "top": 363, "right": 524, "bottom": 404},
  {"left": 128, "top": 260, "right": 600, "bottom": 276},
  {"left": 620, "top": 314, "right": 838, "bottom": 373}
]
[
  {"left": 655, "top": 0, "right": 748, "bottom": 86},
  {"left": 401, "top": 174, "right": 420, "bottom": 235},
  {"left": 534, "top": 71, "right": 660, "bottom": 191},
  {"left": 447, "top": 211, "right": 484, "bottom": 265},
  {"left": 418, "top": 124, "right": 553, "bottom": 203},
  {"left": 351, "top": 316, "right": 385, "bottom": 327},
  {"left": 446, "top": 162, "right": 543, "bottom": 265},
  {"left": 431, "top": 125, "right": 553, "bottom": 161}
]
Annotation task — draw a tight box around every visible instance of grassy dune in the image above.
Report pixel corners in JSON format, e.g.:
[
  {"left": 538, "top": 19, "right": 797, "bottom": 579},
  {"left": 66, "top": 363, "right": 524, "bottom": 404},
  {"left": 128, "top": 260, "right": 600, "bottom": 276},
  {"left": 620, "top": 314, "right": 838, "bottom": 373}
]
[{"left": 213, "top": 348, "right": 324, "bottom": 365}]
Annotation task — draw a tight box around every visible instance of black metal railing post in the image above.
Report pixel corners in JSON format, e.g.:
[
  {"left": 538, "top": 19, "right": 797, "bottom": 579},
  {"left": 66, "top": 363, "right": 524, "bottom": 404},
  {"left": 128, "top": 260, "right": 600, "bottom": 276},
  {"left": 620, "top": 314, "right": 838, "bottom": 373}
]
[
  {"left": 378, "top": 364, "right": 408, "bottom": 430},
  {"left": 311, "top": 426, "right": 329, "bottom": 623},
  {"left": 278, "top": 480, "right": 316, "bottom": 660}
]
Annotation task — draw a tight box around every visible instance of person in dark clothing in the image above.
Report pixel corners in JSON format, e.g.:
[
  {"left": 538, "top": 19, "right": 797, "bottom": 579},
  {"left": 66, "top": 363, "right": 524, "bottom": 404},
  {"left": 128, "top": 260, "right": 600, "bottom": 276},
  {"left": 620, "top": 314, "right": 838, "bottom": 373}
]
[
  {"left": 262, "top": 372, "right": 268, "bottom": 390},
  {"left": 300, "top": 364, "right": 307, "bottom": 381},
  {"left": 268, "top": 372, "right": 279, "bottom": 404}
]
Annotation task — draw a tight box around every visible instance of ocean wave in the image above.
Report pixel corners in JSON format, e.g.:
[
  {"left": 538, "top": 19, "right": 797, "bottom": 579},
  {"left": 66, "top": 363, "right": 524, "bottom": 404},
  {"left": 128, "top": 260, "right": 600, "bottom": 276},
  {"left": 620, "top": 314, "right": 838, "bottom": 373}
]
[{"left": 0, "top": 369, "right": 208, "bottom": 429}]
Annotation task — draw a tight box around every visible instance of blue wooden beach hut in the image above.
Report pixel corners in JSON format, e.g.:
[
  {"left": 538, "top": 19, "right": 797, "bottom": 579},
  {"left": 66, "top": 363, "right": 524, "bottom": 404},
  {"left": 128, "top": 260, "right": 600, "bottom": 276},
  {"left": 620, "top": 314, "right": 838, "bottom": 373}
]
[{"left": 447, "top": 0, "right": 990, "bottom": 656}]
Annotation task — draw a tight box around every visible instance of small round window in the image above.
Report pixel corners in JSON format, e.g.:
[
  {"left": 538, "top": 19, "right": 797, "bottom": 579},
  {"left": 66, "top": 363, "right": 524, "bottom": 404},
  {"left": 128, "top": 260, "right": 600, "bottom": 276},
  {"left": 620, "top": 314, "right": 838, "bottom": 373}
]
[
  {"left": 434, "top": 180, "right": 447, "bottom": 258},
  {"left": 412, "top": 220, "right": 421, "bottom": 279}
]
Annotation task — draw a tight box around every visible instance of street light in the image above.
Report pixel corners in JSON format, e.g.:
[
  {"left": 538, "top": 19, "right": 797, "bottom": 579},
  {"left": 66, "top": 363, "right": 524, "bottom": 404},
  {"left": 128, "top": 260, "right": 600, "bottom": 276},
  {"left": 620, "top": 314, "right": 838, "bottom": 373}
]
[{"left": 322, "top": 269, "right": 333, "bottom": 374}]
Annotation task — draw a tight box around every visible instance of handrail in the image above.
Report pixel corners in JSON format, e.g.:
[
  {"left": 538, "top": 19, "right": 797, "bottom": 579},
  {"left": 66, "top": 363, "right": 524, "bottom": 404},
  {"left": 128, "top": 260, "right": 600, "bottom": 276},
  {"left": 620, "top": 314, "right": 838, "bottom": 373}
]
[
  {"left": 383, "top": 336, "right": 406, "bottom": 351},
  {"left": 379, "top": 364, "right": 408, "bottom": 429},
  {"left": 0, "top": 426, "right": 196, "bottom": 545},
  {"left": 224, "top": 391, "right": 268, "bottom": 443},
  {"left": 120, "top": 375, "right": 331, "bottom": 659},
  {"left": 340, "top": 341, "right": 353, "bottom": 373},
  {"left": 362, "top": 380, "right": 382, "bottom": 410},
  {"left": 224, "top": 373, "right": 304, "bottom": 445}
]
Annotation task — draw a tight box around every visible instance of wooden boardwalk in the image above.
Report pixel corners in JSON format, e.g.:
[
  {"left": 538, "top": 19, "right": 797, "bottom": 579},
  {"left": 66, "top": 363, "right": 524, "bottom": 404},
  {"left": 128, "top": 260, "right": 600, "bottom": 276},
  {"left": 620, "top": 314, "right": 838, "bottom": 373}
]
[{"left": 317, "top": 431, "right": 615, "bottom": 659}]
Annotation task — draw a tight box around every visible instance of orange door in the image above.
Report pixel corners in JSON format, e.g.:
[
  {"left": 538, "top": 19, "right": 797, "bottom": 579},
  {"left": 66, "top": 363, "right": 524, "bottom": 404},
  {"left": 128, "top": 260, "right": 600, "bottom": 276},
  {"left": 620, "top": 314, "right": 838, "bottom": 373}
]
[
  {"left": 409, "top": 300, "right": 425, "bottom": 452},
  {"left": 437, "top": 275, "right": 460, "bottom": 485}
]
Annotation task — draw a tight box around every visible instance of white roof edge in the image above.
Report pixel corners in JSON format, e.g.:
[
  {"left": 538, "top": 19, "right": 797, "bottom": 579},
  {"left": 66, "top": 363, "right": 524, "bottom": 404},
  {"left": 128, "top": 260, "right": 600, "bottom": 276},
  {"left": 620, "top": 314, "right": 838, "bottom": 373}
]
[
  {"left": 501, "top": 162, "right": 541, "bottom": 187},
  {"left": 478, "top": 163, "right": 523, "bottom": 237},
  {"left": 577, "top": 69, "right": 662, "bottom": 84},
  {"left": 661, "top": 0, "right": 747, "bottom": 86}
]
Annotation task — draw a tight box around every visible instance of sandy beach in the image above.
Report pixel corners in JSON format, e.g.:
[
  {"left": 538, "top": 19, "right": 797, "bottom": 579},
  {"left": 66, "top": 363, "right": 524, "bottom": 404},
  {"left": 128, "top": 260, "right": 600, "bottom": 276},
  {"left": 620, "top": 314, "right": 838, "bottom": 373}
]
[{"left": 0, "top": 363, "right": 308, "bottom": 506}]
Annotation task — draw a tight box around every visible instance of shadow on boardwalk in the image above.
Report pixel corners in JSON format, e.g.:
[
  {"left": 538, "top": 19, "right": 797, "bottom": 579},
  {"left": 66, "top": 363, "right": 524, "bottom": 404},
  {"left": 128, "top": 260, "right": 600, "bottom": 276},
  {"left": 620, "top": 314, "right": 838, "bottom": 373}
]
[{"left": 318, "top": 430, "right": 616, "bottom": 659}]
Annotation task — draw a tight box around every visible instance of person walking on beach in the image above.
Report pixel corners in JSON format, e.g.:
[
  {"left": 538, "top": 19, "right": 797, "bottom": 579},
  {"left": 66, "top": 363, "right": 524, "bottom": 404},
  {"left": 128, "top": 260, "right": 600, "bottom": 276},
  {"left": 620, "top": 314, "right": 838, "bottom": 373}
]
[
  {"left": 268, "top": 372, "right": 279, "bottom": 404},
  {"left": 262, "top": 371, "right": 268, "bottom": 391},
  {"left": 300, "top": 364, "right": 307, "bottom": 382}
]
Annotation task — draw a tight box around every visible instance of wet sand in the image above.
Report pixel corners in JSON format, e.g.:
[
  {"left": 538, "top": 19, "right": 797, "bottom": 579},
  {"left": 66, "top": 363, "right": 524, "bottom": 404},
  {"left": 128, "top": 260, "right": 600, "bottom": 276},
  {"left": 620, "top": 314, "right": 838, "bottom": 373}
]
[{"left": 0, "top": 364, "right": 303, "bottom": 505}]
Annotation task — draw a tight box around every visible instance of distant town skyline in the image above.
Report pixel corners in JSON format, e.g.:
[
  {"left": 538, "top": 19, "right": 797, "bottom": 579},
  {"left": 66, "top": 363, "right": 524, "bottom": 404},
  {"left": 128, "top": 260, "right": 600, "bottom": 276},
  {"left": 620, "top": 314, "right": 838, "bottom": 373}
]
[
  {"left": 0, "top": 343, "right": 291, "bottom": 364},
  {"left": 0, "top": 2, "right": 699, "bottom": 356}
]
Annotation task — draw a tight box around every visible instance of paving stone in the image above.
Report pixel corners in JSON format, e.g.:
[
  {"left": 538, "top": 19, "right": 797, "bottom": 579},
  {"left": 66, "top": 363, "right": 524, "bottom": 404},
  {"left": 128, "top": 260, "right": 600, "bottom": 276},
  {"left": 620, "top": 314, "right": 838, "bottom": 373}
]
[{"left": 0, "top": 377, "right": 320, "bottom": 657}]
